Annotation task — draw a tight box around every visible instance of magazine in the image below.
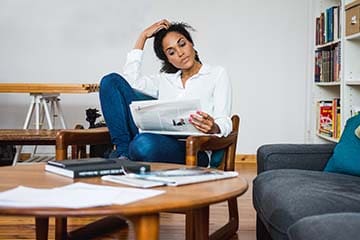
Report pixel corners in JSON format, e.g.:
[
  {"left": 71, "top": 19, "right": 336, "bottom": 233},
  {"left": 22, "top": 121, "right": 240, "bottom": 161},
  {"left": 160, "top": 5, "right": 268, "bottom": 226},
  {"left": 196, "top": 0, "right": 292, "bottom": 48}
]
[
  {"left": 101, "top": 167, "right": 239, "bottom": 188},
  {"left": 130, "top": 99, "right": 217, "bottom": 136}
]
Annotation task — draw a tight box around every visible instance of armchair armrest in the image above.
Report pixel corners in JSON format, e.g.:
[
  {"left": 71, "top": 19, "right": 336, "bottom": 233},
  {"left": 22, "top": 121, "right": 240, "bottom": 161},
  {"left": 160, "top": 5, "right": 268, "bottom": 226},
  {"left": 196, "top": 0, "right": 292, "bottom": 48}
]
[
  {"left": 257, "top": 144, "right": 336, "bottom": 174},
  {"left": 186, "top": 115, "right": 239, "bottom": 171}
]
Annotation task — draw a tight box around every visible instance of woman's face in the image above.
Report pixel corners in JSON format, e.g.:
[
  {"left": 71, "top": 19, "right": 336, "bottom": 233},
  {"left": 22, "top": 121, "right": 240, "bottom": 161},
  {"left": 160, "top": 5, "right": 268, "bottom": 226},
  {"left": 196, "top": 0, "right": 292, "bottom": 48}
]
[{"left": 162, "top": 31, "right": 196, "bottom": 71}]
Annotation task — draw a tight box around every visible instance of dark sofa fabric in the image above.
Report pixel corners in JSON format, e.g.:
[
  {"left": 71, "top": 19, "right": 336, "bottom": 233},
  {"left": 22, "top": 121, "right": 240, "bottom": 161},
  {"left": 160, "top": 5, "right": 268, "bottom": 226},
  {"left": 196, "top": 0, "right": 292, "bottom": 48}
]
[
  {"left": 288, "top": 213, "right": 360, "bottom": 240},
  {"left": 253, "top": 169, "right": 360, "bottom": 239},
  {"left": 256, "top": 144, "right": 335, "bottom": 174},
  {"left": 253, "top": 144, "right": 360, "bottom": 240}
]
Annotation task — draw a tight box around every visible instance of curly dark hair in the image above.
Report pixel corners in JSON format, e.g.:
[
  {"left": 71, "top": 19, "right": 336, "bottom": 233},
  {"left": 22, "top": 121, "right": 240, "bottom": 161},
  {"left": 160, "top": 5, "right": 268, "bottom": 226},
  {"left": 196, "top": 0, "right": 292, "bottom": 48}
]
[{"left": 153, "top": 22, "right": 201, "bottom": 73}]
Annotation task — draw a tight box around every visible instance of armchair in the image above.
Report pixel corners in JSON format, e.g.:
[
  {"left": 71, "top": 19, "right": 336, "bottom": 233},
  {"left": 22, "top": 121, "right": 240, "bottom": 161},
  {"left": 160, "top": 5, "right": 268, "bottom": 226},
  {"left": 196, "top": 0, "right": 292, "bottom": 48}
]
[{"left": 55, "top": 115, "right": 240, "bottom": 240}]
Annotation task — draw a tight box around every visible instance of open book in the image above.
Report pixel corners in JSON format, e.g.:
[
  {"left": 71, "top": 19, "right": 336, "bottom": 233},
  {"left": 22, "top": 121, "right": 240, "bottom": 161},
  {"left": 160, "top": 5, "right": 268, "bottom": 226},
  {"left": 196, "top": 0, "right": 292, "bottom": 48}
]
[{"left": 130, "top": 99, "right": 216, "bottom": 136}]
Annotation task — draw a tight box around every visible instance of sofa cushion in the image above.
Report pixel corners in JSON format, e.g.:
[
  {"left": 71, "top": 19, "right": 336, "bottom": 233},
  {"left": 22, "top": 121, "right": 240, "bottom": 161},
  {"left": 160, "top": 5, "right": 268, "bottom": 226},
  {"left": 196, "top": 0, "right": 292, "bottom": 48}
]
[
  {"left": 253, "top": 169, "right": 360, "bottom": 236},
  {"left": 288, "top": 213, "right": 360, "bottom": 240},
  {"left": 324, "top": 114, "right": 360, "bottom": 176}
]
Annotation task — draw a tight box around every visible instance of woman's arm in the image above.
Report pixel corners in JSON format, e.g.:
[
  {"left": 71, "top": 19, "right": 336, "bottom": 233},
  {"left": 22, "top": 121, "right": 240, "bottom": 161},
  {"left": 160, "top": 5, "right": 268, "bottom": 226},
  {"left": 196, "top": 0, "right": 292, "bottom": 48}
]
[
  {"left": 190, "top": 67, "right": 232, "bottom": 136},
  {"left": 212, "top": 67, "right": 232, "bottom": 136},
  {"left": 123, "top": 20, "right": 170, "bottom": 98}
]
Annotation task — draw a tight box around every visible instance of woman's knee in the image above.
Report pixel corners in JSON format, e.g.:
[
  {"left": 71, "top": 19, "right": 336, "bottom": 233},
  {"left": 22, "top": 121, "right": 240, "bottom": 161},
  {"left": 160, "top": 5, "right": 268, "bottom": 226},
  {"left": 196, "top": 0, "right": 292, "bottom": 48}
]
[
  {"left": 100, "top": 73, "right": 126, "bottom": 90},
  {"left": 129, "top": 133, "right": 185, "bottom": 164},
  {"left": 129, "top": 134, "right": 157, "bottom": 161}
]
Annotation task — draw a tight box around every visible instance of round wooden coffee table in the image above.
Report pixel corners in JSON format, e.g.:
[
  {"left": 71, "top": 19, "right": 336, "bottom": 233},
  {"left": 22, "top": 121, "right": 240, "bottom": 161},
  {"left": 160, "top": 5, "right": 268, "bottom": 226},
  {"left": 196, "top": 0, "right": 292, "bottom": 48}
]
[{"left": 0, "top": 163, "right": 248, "bottom": 240}]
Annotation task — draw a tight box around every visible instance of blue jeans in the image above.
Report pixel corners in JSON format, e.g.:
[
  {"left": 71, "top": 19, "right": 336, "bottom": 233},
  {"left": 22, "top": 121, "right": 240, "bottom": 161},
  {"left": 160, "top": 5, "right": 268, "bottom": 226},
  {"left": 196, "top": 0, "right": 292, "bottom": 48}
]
[{"left": 99, "top": 73, "right": 223, "bottom": 167}]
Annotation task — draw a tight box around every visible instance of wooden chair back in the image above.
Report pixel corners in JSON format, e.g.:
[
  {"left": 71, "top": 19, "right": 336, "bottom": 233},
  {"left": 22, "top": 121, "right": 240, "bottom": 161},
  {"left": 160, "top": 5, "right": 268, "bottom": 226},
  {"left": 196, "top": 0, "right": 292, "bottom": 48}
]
[{"left": 55, "top": 127, "right": 111, "bottom": 160}]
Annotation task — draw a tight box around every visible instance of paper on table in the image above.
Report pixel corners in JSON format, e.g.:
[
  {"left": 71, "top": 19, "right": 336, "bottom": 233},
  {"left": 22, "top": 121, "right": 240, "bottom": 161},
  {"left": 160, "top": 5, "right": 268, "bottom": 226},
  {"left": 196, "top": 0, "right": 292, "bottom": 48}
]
[
  {"left": 0, "top": 182, "right": 164, "bottom": 208},
  {"left": 102, "top": 171, "right": 239, "bottom": 188},
  {"left": 102, "top": 175, "right": 166, "bottom": 188}
]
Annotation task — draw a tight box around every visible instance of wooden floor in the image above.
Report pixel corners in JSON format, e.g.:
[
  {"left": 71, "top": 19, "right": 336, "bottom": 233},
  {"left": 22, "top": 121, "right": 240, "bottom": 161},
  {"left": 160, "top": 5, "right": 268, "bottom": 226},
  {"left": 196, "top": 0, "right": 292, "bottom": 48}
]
[{"left": 0, "top": 163, "right": 257, "bottom": 240}]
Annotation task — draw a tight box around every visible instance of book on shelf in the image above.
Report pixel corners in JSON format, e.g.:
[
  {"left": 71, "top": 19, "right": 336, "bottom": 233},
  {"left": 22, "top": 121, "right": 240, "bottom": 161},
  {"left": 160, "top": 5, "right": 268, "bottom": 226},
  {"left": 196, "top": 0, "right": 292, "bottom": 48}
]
[
  {"left": 320, "top": 12, "right": 325, "bottom": 45},
  {"left": 317, "top": 98, "right": 341, "bottom": 139},
  {"left": 318, "top": 100, "right": 334, "bottom": 137},
  {"left": 331, "top": 98, "right": 341, "bottom": 139},
  {"left": 335, "top": 98, "right": 341, "bottom": 139},
  {"left": 333, "top": 6, "right": 339, "bottom": 40},
  {"left": 45, "top": 158, "right": 150, "bottom": 178},
  {"left": 314, "top": 50, "right": 322, "bottom": 82},
  {"left": 316, "top": 17, "right": 320, "bottom": 46},
  {"left": 130, "top": 99, "right": 218, "bottom": 136},
  {"left": 101, "top": 167, "right": 239, "bottom": 188},
  {"left": 326, "top": 7, "right": 333, "bottom": 42}
]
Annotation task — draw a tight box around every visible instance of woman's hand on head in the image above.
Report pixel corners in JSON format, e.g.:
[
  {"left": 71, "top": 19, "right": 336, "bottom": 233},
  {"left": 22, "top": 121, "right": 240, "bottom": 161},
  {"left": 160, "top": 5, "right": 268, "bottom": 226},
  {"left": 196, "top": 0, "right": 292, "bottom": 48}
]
[
  {"left": 134, "top": 19, "right": 170, "bottom": 50},
  {"left": 142, "top": 19, "right": 171, "bottom": 38},
  {"left": 189, "top": 111, "right": 220, "bottom": 134}
]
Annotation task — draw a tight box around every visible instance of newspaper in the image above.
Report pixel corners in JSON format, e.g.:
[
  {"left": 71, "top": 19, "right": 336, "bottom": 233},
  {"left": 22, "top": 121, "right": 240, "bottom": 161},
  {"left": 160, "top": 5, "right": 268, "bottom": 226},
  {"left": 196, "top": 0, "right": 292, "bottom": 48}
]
[{"left": 130, "top": 99, "right": 213, "bottom": 136}]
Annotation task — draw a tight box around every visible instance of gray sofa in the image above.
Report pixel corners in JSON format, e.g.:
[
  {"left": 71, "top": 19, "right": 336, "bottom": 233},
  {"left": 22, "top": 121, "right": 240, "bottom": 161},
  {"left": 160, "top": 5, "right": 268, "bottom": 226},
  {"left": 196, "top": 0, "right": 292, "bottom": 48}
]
[{"left": 253, "top": 144, "right": 360, "bottom": 240}]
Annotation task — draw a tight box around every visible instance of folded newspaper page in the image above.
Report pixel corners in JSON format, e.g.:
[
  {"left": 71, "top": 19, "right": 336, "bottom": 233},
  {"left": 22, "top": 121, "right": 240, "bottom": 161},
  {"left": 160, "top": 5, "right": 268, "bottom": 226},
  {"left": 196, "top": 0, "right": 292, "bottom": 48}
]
[{"left": 130, "top": 99, "right": 211, "bottom": 136}]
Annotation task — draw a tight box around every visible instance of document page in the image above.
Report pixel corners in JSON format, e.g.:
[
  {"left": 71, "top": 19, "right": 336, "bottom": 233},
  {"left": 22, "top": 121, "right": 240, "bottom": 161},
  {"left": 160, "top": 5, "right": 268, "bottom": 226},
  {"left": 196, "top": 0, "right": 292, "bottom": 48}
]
[{"left": 0, "top": 182, "right": 164, "bottom": 208}]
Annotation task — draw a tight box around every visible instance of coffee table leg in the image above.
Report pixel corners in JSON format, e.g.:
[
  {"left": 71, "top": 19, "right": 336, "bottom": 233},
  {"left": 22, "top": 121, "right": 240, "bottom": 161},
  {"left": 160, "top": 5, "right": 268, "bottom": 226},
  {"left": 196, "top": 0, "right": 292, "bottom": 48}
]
[
  {"left": 129, "top": 214, "right": 159, "bottom": 240},
  {"left": 186, "top": 206, "right": 210, "bottom": 240},
  {"left": 55, "top": 217, "right": 67, "bottom": 240},
  {"left": 35, "top": 217, "right": 49, "bottom": 240}
]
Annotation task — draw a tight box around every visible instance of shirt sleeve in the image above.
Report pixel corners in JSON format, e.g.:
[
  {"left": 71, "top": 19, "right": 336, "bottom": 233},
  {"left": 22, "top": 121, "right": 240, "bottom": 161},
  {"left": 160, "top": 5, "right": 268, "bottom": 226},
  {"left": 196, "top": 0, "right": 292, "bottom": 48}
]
[
  {"left": 213, "top": 67, "right": 233, "bottom": 137},
  {"left": 123, "top": 49, "right": 160, "bottom": 98}
]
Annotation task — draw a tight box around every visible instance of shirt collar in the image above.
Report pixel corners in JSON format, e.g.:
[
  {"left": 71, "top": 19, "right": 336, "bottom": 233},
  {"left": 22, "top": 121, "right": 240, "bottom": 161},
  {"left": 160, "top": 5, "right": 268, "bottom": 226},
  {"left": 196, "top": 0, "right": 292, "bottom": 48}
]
[{"left": 174, "top": 63, "right": 211, "bottom": 77}]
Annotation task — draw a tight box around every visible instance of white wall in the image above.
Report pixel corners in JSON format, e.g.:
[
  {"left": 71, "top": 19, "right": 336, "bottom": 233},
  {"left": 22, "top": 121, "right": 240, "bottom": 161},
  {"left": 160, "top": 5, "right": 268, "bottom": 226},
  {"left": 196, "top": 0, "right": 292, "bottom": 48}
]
[{"left": 0, "top": 0, "right": 310, "bottom": 154}]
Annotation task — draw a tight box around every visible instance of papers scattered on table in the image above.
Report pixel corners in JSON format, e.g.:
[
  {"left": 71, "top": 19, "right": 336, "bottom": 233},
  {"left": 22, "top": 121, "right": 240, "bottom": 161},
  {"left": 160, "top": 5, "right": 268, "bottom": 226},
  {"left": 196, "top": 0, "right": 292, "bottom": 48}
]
[
  {"left": 102, "top": 169, "right": 239, "bottom": 188},
  {"left": 0, "top": 182, "right": 164, "bottom": 208}
]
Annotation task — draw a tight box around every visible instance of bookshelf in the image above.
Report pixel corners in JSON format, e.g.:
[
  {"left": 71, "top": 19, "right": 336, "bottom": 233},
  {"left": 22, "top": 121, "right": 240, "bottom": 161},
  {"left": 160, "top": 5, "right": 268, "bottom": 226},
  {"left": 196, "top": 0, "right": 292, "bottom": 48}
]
[{"left": 309, "top": 0, "right": 360, "bottom": 143}]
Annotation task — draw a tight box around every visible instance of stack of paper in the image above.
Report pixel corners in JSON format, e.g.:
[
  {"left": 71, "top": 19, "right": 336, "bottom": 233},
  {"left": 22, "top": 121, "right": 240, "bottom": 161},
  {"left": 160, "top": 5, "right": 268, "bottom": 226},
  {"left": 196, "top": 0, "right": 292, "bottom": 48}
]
[{"left": 0, "top": 182, "right": 164, "bottom": 208}]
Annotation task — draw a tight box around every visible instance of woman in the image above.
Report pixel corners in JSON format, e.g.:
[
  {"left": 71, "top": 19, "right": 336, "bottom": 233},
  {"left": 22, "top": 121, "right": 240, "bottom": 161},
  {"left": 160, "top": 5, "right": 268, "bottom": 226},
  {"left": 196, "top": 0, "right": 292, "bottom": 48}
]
[{"left": 99, "top": 20, "right": 232, "bottom": 167}]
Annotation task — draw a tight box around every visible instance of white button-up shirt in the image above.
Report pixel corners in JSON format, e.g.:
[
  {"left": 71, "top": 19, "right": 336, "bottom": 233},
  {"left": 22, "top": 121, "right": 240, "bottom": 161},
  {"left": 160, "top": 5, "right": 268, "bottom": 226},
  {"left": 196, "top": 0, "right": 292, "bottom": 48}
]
[{"left": 123, "top": 49, "right": 232, "bottom": 137}]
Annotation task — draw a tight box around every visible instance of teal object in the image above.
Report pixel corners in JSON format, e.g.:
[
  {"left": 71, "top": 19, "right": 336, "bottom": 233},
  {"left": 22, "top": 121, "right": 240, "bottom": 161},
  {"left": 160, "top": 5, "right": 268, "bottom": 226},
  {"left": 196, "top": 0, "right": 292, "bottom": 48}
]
[
  {"left": 324, "top": 114, "right": 360, "bottom": 176},
  {"left": 210, "top": 149, "right": 225, "bottom": 168}
]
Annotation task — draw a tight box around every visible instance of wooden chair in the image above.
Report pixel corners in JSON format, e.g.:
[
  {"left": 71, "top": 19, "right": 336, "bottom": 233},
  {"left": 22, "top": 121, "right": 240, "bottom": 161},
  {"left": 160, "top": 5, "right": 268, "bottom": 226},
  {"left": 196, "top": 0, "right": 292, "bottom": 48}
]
[
  {"left": 184, "top": 115, "right": 240, "bottom": 240},
  {"left": 55, "top": 115, "right": 240, "bottom": 240}
]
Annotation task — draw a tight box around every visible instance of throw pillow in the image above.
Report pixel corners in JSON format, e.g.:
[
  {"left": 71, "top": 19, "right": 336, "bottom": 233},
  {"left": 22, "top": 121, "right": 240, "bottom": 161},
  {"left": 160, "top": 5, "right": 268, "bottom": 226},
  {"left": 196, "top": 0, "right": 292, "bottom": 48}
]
[
  {"left": 356, "top": 126, "right": 360, "bottom": 139},
  {"left": 324, "top": 114, "right": 360, "bottom": 176}
]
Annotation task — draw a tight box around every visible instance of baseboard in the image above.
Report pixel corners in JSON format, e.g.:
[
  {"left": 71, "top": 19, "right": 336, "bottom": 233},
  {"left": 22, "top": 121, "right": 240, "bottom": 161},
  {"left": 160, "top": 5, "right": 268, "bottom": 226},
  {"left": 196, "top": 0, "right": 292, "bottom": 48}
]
[{"left": 236, "top": 154, "right": 256, "bottom": 164}]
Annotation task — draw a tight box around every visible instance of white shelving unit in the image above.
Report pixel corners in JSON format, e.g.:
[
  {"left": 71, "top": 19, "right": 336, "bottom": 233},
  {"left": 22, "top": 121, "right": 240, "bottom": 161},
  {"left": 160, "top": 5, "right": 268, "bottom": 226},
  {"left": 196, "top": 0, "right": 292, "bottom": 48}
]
[{"left": 309, "top": 0, "right": 360, "bottom": 143}]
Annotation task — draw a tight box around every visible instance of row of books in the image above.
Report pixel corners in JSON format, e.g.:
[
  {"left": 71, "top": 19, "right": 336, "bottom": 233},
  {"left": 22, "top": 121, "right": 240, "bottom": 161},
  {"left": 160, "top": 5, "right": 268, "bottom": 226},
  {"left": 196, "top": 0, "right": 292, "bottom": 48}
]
[
  {"left": 314, "top": 44, "right": 341, "bottom": 83},
  {"left": 315, "top": 5, "right": 340, "bottom": 45},
  {"left": 317, "top": 98, "right": 341, "bottom": 139}
]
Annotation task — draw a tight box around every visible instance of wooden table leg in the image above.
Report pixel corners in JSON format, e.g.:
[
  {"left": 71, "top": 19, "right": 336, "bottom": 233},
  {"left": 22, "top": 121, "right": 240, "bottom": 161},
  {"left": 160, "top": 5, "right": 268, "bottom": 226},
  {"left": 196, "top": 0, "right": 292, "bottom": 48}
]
[
  {"left": 35, "top": 217, "right": 49, "bottom": 240},
  {"left": 210, "top": 197, "right": 239, "bottom": 240},
  {"left": 129, "top": 214, "right": 159, "bottom": 240},
  {"left": 55, "top": 217, "right": 67, "bottom": 240},
  {"left": 186, "top": 206, "right": 210, "bottom": 240}
]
